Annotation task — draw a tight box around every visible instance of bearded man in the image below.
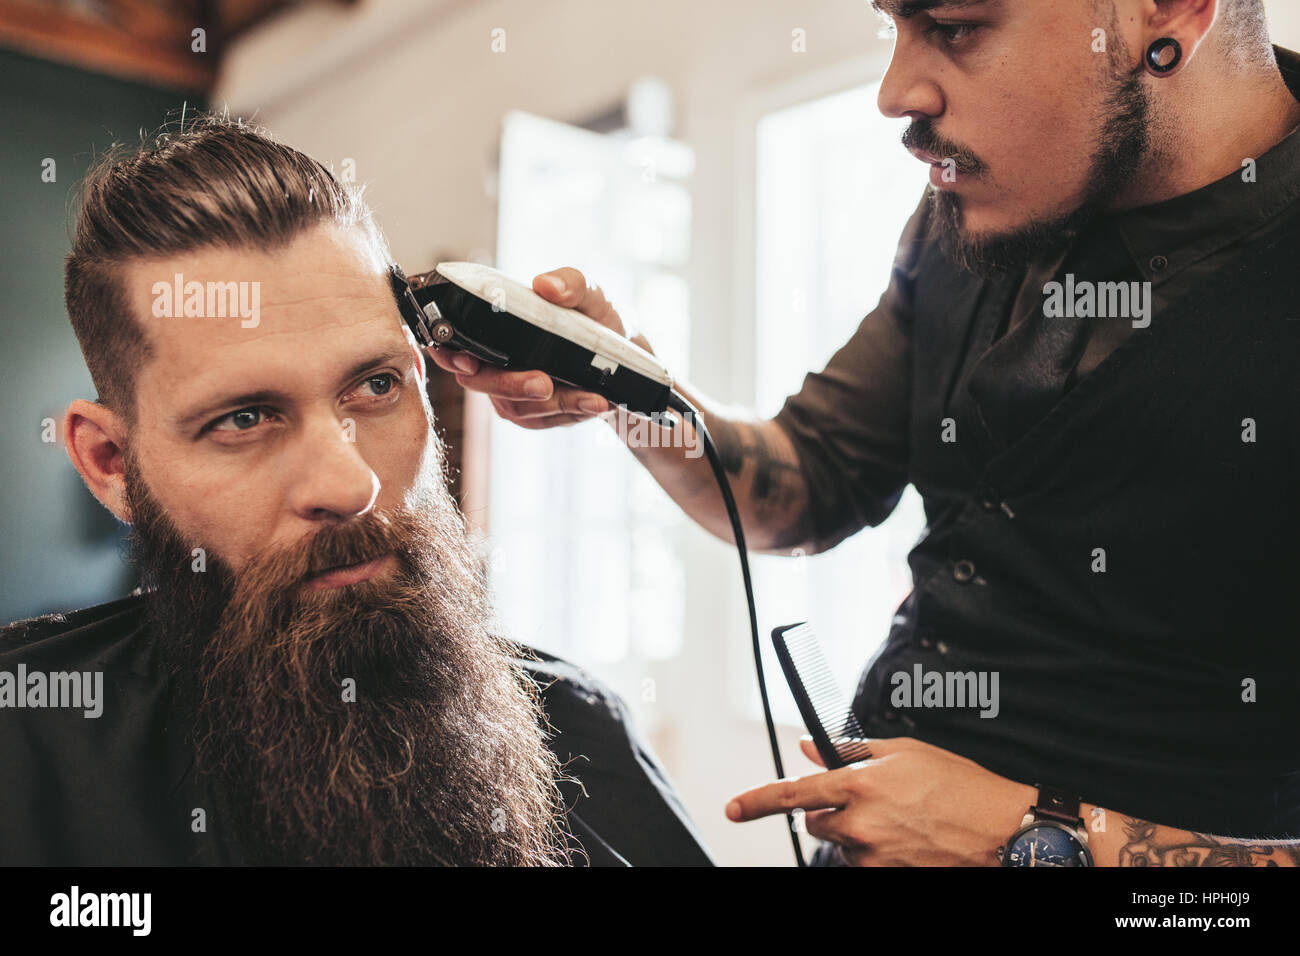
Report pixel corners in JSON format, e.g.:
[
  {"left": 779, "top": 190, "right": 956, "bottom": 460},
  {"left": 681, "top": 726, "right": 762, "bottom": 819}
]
[{"left": 0, "top": 116, "right": 712, "bottom": 867}]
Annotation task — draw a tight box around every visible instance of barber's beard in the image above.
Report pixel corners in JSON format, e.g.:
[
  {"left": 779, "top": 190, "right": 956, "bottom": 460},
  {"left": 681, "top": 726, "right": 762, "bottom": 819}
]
[
  {"left": 123, "top": 438, "right": 568, "bottom": 866},
  {"left": 912, "top": 60, "right": 1152, "bottom": 277}
]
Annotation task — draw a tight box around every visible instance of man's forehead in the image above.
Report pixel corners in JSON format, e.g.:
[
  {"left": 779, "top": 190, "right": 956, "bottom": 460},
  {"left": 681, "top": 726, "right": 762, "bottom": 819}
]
[
  {"left": 120, "top": 226, "right": 414, "bottom": 426},
  {"left": 123, "top": 225, "right": 400, "bottom": 352}
]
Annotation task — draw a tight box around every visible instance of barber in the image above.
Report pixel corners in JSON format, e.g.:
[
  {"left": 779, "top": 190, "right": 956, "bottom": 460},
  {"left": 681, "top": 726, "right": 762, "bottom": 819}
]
[{"left": 431, "top": 1, "right": 1300, "bottom": 867}]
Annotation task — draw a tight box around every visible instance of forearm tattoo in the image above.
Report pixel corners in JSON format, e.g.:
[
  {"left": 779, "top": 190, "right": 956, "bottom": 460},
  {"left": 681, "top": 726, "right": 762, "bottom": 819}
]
[
  {"left": 707, "top": 418, "right": 811, "bottom": 547},
  {"left": 1117, "top": 817, "right": 1300, "bottom": 867}
]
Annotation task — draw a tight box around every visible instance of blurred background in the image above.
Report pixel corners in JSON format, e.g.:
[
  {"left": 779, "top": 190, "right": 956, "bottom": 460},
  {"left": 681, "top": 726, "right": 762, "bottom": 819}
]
[{"left": 2, "top": 0, "right": 1298, "bottom": 865}]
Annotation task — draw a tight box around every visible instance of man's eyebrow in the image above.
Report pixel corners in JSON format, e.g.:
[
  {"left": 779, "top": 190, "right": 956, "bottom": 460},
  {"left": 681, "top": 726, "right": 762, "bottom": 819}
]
[
  {"left": 871, "top": 0, "right": 989, "bottom": 19},
  {"left": 174, "top": 347, "right": 414, "bottom": 431}
]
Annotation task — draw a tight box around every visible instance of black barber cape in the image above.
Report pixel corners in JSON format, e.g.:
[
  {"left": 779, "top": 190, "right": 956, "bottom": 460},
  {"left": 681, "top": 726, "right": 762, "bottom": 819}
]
[{"left": 0, "top": 593, "right": 714, "bottom": 866}]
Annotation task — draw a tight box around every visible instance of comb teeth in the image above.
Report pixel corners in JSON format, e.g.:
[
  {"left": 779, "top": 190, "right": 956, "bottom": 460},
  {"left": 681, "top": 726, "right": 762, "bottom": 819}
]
[{"left": 774, "top": 623, "right": 872, "bottom": 768}]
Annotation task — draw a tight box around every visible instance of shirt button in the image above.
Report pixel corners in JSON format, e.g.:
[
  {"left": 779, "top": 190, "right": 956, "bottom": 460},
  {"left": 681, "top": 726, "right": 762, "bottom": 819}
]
[
  {"left": 980, "top": 497, "right": 998, "bottom": 511},
  {"left": 919, "top": 636, "right": 934, "bottom": 649},
  {"left": 882, "top": 709, "right": 899, "bottom": 722},
  {"left": 1149, "top": 255, "right": 1169, "bottom": 272},
  {"left": 936, "top": 640, "right": 950, "bottom": 656},
  {"left": 953, "top": 559, "right": 976, "bottom": 583}
]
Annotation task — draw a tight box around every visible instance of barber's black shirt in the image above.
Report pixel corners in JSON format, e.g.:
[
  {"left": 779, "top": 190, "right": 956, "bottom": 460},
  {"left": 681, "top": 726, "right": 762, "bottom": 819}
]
[
  {"left": 774, "top": 47, "right": 1300, "bottom": 837},
  {"left": 0, "top": 593, "right": 714, "bottom": 866}
]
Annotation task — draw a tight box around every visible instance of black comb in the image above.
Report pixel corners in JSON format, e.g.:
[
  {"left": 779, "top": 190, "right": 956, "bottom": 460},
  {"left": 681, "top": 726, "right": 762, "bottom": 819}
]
[{"left": 773, "top": 623, "right": 873, "bottom": 769}]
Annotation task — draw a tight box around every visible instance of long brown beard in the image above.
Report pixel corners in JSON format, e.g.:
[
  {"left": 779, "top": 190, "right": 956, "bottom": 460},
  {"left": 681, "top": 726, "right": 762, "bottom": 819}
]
[{"left": 123, "top": 434, "right": 569, "bottom": 866}]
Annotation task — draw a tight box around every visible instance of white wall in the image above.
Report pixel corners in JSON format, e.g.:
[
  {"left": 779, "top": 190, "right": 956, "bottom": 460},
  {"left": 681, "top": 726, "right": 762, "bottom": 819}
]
[
  {"left": 1268, "top": 0, "right": 1300, "bottom": 45},
  {"left": 213, "top": 0, "right": 1300, "bottom": 866}
]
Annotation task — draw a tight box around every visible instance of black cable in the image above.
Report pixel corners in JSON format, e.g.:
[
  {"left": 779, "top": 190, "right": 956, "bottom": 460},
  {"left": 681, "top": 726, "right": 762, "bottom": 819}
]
[{"left": 667, "top": 392, "right": 806, "bottom": 867}]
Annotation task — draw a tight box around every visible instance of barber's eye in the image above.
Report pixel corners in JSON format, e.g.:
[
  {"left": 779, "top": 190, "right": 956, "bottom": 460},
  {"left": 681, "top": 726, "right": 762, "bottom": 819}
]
[{"left": 926, "top": 21, "right": 981, "bottom": 44}]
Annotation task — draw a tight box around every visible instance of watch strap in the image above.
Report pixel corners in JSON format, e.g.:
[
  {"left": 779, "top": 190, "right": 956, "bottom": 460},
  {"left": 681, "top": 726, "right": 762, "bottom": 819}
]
[{"left": 1032, "top": 785, "right": 1083, "bottom": 828}]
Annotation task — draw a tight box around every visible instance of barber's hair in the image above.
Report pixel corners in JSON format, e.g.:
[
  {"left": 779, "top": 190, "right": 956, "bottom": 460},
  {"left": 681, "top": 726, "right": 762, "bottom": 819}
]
[
  {"left": 64, "top": 112, "right": 390, "bottom": 425},
  {"left": 1218, "top": 0, "right": 1273, "bottom": 66}
]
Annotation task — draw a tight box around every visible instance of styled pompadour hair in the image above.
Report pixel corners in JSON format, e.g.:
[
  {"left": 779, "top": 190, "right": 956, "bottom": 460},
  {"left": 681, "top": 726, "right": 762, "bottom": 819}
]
[{"left": 64, "top": 112, "right": 390, "bottom": 424}]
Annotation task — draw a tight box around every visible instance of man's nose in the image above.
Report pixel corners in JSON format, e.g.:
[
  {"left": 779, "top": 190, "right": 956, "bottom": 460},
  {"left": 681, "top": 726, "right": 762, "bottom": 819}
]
[
  {"left": 286, "top": 414, "right": 381, "bottom": 521},
  {"left": 877, "top": 41, "right": 943, "bottom": 120}
]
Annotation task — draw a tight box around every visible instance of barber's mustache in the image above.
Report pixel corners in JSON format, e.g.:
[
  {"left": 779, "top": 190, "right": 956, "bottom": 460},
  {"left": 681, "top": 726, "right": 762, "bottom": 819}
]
[{"left": 902, "top": 120, "right": 986, "bottom": 176}]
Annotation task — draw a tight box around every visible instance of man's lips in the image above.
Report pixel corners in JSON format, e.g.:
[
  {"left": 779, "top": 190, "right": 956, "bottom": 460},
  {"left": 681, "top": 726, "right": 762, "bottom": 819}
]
[
  {"left": 300, "top": 553, "right": 396, "bottom": 591},
  {"left": 909, "top": 147, "right": 964, "bottom": 189}
]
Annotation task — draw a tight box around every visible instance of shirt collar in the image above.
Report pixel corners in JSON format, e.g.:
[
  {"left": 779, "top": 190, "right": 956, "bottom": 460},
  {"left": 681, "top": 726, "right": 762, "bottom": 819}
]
[{"left": 1111, "top": 45, "right": 1300, "bottom": 286}]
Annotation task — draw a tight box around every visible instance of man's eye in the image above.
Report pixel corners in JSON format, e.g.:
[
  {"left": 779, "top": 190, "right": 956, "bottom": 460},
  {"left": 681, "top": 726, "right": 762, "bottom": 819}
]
[
  {"left": 361, "top": 373, "right": 398, "bottom": 397},
  {"left": 211, "top": 407, "right": 272, "bottom": 432},
  {"left": 926, "top": 21, "right": 981, "bottom": 44},
  {"left": 350, "top": 372, "right": 402, "bottom": 401}
]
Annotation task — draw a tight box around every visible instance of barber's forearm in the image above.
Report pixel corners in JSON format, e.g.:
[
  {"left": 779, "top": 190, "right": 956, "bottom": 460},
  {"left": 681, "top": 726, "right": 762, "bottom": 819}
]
[
  {"left": 610, "top": 379, "right": 815, "bottom": 553},
  {"left": 1083, "top": 804, "right": 1300, "bottom": 866}
]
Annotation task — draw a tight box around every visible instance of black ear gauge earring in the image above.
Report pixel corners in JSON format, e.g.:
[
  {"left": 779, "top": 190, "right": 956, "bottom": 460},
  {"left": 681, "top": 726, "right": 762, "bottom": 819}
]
[{"left": 1146, "top": 37, "right": 1183, "bottom": 75}]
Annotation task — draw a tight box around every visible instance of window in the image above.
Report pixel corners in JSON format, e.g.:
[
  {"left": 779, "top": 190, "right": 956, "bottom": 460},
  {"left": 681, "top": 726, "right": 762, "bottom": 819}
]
[
  {"left": 745, "top": 80, "right": 930, "bottom": 722},
  {"left": 488, "top": 111, "right": 694, "bottom": 712}
]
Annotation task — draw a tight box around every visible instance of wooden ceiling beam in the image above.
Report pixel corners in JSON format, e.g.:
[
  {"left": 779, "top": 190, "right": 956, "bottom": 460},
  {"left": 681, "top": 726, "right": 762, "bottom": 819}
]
[{"left": 0, "top": 0, "right": 348, "bottom": 92}]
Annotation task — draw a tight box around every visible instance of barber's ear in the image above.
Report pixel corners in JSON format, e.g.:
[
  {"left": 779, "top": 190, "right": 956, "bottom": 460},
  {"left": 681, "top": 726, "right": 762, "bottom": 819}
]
[{"left": 64, "top": 399, "right": 132, "bottom": 524}]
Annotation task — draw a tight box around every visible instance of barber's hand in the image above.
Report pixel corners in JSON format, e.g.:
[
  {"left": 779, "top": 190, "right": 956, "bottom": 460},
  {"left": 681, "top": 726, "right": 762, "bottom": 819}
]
[
  {"left": 725, "top": 736, "right": 1035, "bottom": 866},
  {"left": 425, "top": 266, "right": 649, "bottom": 430}
]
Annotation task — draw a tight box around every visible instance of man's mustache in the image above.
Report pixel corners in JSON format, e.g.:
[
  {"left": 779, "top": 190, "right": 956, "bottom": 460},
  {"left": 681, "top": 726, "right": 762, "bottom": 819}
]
[
  {"left": 902, "top": 120, "right": 986, "bottom": 176},
  {"left": 239, "top": 510, "right": 413, "bottom": 604}
]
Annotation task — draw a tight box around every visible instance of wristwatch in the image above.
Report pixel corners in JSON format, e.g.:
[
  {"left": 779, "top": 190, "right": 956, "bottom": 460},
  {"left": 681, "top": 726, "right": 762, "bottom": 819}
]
[{"left": 997, "top": 785, "right": 1094, "bottom": 867}]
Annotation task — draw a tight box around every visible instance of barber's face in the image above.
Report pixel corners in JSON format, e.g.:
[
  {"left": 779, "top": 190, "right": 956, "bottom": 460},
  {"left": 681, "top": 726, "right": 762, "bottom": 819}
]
[
  {"left": 122, "top": 223, "right": 431, "bottom": 578},
  {"left": 878, "top": 0, "right": 1150, "bottom": 245}
]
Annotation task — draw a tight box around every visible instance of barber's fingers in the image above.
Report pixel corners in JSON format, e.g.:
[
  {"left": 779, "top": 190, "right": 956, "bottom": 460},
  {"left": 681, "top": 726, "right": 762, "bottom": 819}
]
[
  {"left": 800, "top": 736, "right": 826, "bottom": 768},
  {"left": 804, "top": 810, "right": 873, "bottom": 866},
  {"left": 489, "top": 394, "right": 596, "bottom": 431},
  {"left": 427, "top": 346, "right": 480, "bottom": 377},
  {"left": 451, "top": 364, "right": 555, "bottom": 401},
  {"left": 489, "top": 390, "right": 609, "bottom": 421},
  {"left": 506, "top": 412, "right": 594, "bottom": 431},
  {"left": 532, "top": 268, "right": 626, "bottom": 335},
  {"left": 454, "top": 366, "right": 610, "bottom": 417}
]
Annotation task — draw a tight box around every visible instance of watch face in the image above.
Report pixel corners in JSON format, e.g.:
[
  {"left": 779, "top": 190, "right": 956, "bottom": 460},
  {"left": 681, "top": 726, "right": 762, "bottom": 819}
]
[{"left": 1004, "top": 823, "right": 1091, "bottom": 867}]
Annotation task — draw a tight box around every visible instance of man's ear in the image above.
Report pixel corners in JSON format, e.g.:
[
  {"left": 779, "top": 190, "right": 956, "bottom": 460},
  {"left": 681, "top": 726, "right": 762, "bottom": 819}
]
[{"left": 64, "top": 399, "right": 132, "bottom": 524}]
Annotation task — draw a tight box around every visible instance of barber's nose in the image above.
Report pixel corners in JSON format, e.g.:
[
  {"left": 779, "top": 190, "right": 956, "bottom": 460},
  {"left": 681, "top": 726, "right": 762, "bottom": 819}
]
[
  {"left": 287, "top": 415, "right": 381, "bottom": 521},
  {"left": 877, "top": 44, "right": 943, "bottom": 120}
]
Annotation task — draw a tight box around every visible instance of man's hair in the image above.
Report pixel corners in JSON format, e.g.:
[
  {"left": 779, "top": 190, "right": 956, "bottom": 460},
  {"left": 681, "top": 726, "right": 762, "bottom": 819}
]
[{"left": 64, "top": 112, "right": 390, "bottom": 425}]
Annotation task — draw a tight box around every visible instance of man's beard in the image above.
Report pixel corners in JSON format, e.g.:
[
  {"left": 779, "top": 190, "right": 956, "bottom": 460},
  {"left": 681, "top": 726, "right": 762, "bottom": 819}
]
[
  {"left": 123, "top": 433, "right": 569, "bottom": 866},
  {"left": 905, "top": 58, "right": 1152, "bottom": 276}
]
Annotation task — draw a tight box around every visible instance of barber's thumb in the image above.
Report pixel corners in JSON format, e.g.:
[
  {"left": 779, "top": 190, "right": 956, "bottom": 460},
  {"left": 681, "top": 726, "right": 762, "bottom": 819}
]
[{"left": 799, "top": 736, "right": 826, "bottom": 767}]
